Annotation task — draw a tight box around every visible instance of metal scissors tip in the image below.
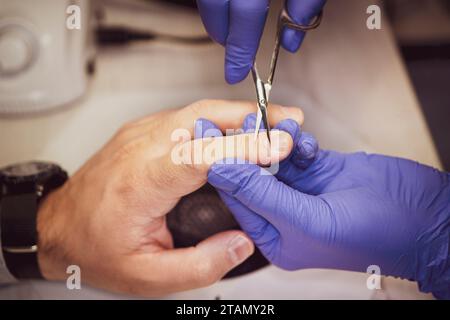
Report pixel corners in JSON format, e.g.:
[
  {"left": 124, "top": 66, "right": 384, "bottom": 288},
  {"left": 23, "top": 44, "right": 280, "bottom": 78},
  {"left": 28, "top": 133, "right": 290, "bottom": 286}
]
[{"left": 250, "top": 2, "right": 322, "bottom": 145}]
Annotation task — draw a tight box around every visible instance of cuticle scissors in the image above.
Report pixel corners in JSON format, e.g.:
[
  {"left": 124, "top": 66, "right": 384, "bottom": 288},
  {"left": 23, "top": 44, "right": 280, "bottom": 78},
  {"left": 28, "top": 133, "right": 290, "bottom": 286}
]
[{"left": 252, "top": 3, "right": 323, "bottom": 143}]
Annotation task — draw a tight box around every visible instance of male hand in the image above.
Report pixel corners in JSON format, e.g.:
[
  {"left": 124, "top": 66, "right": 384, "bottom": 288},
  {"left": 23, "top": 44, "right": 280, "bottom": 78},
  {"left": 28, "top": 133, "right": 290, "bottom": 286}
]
[
  {"left": 197, "top": 0, "right": 326, "bottom": 83},
  {"left": 207, "top": 115, "right": 450, "bottom": 299},
  {"left": 36, "top": 100, "right": 303, "bottom": 297}
]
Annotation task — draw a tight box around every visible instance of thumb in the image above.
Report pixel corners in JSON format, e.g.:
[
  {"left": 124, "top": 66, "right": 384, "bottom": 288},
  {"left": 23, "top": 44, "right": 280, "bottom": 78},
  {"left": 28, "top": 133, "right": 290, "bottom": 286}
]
[
  {"left": 130, "top": 231, "right": 254, "bottom": 295},
  {"left": 151, "top": 129, "right": 294, "bottom": 202},
  {"left": 208, "top": 161, "right": 331, "bottom": 234}
]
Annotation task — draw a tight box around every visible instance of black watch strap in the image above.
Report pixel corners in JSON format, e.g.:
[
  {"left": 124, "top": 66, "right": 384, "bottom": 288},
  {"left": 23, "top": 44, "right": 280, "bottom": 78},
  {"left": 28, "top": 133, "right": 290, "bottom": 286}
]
[
  {"left": 2, "top": 252, "right": 41, "bottom": 279},
  {"left": 0, "top": 162, "right": 68, "bottom": 280},
  {"left": 1, "top": 193, "right": 42, "bottom": 279}
]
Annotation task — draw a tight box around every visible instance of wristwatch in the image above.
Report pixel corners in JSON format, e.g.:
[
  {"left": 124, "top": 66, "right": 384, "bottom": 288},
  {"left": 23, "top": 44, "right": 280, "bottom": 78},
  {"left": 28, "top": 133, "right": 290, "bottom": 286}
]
[{"left": 0, "top": 161, "right": 67, "bottom": 279}]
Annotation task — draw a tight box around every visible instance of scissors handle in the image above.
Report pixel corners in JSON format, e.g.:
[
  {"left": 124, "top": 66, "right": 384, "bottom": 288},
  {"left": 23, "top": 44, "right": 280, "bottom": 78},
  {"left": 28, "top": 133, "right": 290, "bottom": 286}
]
[
  {"left": 252, "top": 6, "right": 323, "bottom": 143},
  {"left": 267, "top": 9, "right": 323, "bottom": 87}
]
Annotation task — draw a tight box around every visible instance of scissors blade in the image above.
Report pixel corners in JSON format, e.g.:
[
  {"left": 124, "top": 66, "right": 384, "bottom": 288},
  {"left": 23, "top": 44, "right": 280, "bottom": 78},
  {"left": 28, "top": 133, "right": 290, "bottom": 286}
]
[
  {"left": 261, "top": 106, "right": 271, "bottom": 143},
  {"left": 254, "top": 107, "right": 262, "bottom": 141},
  {"left": 253, "top": 104, "right": 271, "bottom": 143},
  {"left": 252, "top": 66, "right": 271, "bottom": 143}
]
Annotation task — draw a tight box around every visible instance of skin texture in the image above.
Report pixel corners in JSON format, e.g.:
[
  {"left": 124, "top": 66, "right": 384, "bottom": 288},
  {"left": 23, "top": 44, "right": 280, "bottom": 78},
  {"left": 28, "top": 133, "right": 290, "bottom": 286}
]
[{"left": 36, "top": 100, "right": 303, "bottom": 297}]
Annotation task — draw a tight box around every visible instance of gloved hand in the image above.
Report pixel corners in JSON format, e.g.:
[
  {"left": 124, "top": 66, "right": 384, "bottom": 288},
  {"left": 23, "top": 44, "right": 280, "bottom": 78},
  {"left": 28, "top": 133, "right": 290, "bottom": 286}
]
[
  {"left": 197, "top": 0, "right": 326, "bottom": 84},
  {"left": 205, "top": 114, "right": 450, "bottom": 299}
]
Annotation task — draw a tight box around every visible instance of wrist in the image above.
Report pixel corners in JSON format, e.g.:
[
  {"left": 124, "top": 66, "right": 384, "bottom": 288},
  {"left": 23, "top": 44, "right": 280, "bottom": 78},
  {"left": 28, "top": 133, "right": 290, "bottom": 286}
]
[{"left": 36, "top": 188, "right": 68, "bottom": 281}]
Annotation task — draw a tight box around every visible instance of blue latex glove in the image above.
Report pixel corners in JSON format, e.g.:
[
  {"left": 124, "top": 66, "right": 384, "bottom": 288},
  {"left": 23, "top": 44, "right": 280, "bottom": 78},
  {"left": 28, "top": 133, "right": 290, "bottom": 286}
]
[
  {"left": 201, "top": 115, "right": 450, "bottom": 299},
  {"left": 197, "top": 0, "right": 326, "bottom": 84}
]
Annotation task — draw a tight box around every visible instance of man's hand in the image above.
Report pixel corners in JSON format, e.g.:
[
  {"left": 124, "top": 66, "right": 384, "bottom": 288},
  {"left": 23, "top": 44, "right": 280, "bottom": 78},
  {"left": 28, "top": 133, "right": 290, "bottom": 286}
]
[
  {"left": 36, "top": 100, "right": 303, "bottom": 297},
  {"left": 197, "top": 0, "right": 326, "bottom": 83}
]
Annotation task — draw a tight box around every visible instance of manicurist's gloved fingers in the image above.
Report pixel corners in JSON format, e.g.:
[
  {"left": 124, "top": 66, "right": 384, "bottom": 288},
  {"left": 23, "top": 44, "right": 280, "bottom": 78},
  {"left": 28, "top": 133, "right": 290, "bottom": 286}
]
[
  {"left": 194, "top": 118, "right": 223, "bottom": 139},
  {"left": 208, "top": 161, "right": 331, "bottom": 232},
  {"left": 273, "top": 116, "right": 319, "bottom": 182},
  {"left": 216, "top": 188, "right": 280, "bottom": 258},
  {"left": 282, "top": 0, "right": 327, "bottom": 52},
  {"left": 242, "top": 113, "right": 319, "bottom": 180},
  {"left": 197, "top": 0, "right": 229, "bottom": 45},
  {"left": 225, "top": 0, "right": 270, "bottom": 84},
  {"left": 273, "top": 118, "right": 302, "bottom": 149},
  {"left": 290, "top": 131, "right": 319, "bottom": 169},
  {"left": 126, "top": 230, "right": 254, "bottom": 295}
]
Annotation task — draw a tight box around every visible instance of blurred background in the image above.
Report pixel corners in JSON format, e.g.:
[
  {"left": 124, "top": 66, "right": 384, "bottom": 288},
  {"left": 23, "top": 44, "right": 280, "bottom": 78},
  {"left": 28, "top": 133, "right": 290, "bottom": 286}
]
[{"left": 388, "top": 0, "right": 450, "bottom": 170}]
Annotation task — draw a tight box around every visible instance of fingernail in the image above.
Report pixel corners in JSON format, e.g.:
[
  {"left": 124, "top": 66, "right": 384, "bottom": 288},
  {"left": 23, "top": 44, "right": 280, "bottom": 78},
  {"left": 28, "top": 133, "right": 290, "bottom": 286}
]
[
  {"left": 282, "top": 28, "right": 304, "bottom": 53},
  {"left": 225, "top": 62, "right": 249, "bottom": 84},
  {"left": 300, "top": 138, "right": 317, "bottom": 159},
  {"left": 227, "top": 235, "right": 253, "bottom": 265}
]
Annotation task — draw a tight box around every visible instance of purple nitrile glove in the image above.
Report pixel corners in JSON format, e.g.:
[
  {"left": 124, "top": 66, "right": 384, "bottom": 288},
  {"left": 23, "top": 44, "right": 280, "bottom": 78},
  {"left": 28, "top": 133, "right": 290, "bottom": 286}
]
[
  {"left": 202, "top": 114, "right": 450, "bottom": 299},
  {"left": 196, "top": 0, "right": 326, "bottom": 84}
]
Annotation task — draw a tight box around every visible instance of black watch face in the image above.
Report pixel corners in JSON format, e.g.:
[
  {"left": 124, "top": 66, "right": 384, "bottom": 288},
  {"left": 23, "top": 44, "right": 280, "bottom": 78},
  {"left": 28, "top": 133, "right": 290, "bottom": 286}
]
[{"left": 0, "top": 162, "right": 54, "bottom": 179}]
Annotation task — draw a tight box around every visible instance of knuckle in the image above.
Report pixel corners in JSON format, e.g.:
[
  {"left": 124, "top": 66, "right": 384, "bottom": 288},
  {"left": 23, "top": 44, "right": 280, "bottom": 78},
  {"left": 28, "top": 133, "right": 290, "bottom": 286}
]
[{"left": 116, "top": 168, "right": 139, "bottom": 198}]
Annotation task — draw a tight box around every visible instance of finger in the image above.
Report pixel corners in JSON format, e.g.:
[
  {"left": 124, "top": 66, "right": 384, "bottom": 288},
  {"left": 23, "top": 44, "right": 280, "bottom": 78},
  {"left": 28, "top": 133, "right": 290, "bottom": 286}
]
[
  {"left": 273, "top": 118, "right": 302, "bottom": 153},
  {"left": 150, "top": 129, "right": 294, "bottom": 204},
  {"left": 243, "top": 114, "right": 315, "bottom": 185},
  {"left": 127, "top": 230, "right": 254, "bottom": 296},
  {"left": 197, "top": 0, "right": 230, "bottom": 45},
  {"left": 115, "top": 101, "right": 304, "bottom": 155},
  {"left": 208, "top": 161, "right": 330, "bottom": 232},
  {"left": 216, "top": 189, "right": 280, "bottom": 261},
  {"left": 291, "top": 131, "right": 319, "bottom": 169},
  {"left": 225, "top": 0, "right": 270, "bottom": 84},
  {"left": 242, "top": 113, "right": 258, "bottom": 132},
  {"left": 271, "top": 119, "right": 319, "bottom": 185},
  {"left": 282, "top": 0, "right": 326, "bottom": 52},
  {"left": 178, "top": 101, "right": 303, "bottom": 135}
]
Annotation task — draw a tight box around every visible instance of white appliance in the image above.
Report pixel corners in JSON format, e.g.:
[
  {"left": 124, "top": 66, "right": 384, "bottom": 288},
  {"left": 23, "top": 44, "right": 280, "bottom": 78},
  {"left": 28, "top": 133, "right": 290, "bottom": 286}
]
[{"left": 0, "top": 0, "right": 94, "bottom": 115}]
